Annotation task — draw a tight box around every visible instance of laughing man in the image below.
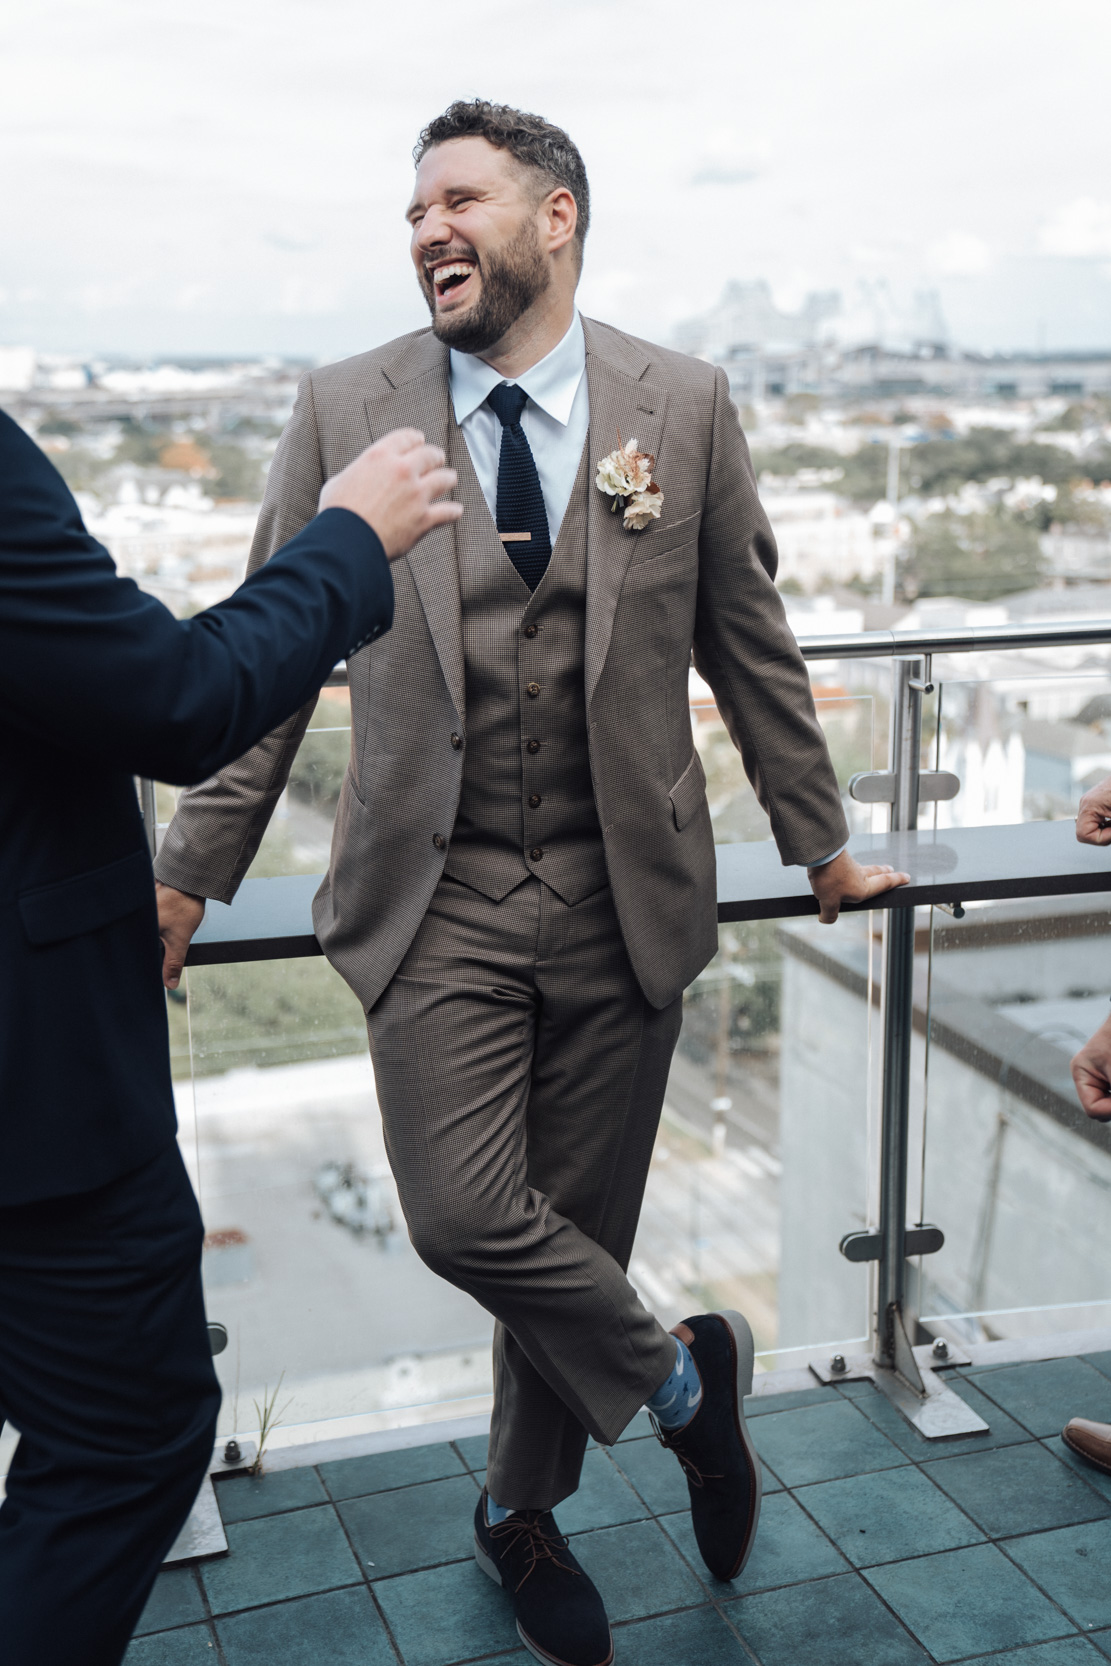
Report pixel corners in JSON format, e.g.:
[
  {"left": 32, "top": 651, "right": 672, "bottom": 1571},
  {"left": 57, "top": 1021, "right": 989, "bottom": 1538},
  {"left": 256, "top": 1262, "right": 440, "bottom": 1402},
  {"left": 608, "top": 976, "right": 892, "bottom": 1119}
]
[{"left": 154, "top": 100, "right": 907, "bottom": 1666}]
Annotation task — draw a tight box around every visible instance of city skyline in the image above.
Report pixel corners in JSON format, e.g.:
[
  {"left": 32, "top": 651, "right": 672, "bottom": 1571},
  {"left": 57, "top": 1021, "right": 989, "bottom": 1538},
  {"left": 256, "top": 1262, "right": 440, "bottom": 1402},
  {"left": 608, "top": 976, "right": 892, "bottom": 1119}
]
[{"left": 2, "top": 0, "right": 1110, "bottom": 359}]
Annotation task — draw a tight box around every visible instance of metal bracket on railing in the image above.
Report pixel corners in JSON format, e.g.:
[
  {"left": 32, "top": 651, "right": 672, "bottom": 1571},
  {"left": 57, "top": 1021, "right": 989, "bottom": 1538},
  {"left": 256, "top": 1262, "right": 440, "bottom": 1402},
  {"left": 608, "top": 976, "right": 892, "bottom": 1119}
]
[
  {"left": 849, "top": 770, "right": 960, "bottom": 805},
  {"left": 840, "top": 1224, "right": 945, "bottom": 1262},
  {"left": 827, "top": 655, "right": 988, "bottom": 1439}
]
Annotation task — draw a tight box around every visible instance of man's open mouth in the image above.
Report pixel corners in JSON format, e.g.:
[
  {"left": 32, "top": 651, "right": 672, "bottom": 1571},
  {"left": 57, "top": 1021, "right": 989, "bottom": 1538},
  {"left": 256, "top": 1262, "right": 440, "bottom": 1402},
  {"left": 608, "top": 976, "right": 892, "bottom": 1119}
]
[{"left": 430, "top": 261, "right": 477, "bottom": 303}]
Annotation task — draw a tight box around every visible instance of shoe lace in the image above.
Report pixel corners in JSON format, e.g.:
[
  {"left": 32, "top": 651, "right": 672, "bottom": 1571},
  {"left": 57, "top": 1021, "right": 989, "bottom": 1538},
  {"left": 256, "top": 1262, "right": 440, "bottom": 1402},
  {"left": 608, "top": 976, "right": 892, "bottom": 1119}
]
[
  {"left": 650, "top": 1414, "right": 724, "bottom": 1487},
  {"left": 489, "top": 1511, "right": 581, "bottom": 1592}
]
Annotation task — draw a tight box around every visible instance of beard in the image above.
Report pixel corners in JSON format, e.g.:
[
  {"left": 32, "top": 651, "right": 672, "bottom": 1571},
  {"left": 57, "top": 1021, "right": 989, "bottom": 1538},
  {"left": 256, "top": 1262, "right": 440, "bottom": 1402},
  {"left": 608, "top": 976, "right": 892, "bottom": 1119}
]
[{"left": 421, "top": 216, "right": 551, "bottom": 356}]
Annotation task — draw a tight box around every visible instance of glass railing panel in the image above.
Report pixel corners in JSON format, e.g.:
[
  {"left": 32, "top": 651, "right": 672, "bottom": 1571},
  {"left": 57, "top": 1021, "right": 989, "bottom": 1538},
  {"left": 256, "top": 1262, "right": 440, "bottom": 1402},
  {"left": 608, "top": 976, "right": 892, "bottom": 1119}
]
[
  {"left": 177, "top": 954, "right": 493, "bottom": 1445},
  {"left": 928, "top": 665, "right": 1111, "bottom": 830},
  {"left": 690, "top": 684, "right": 883, "bottom": 844},
  {"left": 152, "top": 687, "right": 351, "bottom": 877},
  {"left": 914, "top": 894, "right": 1111, "bottom": 1345},
  {"left": 639, "top": 904, "right": 879, "bottom": 1373}
]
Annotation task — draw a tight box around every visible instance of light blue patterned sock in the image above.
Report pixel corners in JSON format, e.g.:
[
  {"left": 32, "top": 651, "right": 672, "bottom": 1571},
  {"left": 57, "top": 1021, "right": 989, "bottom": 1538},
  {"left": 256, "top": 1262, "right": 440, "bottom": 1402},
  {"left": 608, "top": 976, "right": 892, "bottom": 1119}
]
[
  {"left": 645, "top": 1336, "right": 703, "bottom": 1430},
  {"left": 486, "top": 1494, "right": 513, "bottom": 1525}
]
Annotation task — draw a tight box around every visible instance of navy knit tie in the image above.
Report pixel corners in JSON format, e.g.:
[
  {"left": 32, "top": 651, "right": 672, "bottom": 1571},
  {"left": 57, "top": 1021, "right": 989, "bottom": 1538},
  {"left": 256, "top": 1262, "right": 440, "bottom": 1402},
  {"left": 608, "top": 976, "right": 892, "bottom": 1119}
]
[{"left": 487, "top": 382, "right": 552, "bottom": 591}]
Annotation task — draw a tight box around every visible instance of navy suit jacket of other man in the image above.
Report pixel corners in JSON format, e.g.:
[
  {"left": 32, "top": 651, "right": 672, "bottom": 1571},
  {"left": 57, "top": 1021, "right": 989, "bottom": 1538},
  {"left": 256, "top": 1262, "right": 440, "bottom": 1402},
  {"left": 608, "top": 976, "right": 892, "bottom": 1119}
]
[{"left": 0, "top": 410, "right": 394, "bottom": 1207}]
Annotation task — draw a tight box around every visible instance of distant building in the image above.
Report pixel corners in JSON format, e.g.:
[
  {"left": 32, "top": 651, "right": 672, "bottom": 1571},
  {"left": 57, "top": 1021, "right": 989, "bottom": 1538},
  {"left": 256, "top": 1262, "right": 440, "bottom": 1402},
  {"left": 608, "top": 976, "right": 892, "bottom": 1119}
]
[
  {"left": 0, "top": 345, "right": 36, "bottom": 392},
  {"left": 674, "top": 281, "right": 1111, "bottom": 401}
]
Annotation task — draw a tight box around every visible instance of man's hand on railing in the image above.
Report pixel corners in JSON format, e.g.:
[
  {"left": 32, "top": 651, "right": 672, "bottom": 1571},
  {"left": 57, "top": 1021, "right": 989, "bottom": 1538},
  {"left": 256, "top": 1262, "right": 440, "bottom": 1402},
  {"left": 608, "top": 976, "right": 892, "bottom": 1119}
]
[
  {"left": 808, "top": 850, "right": 910, "bottom": 925},
  {"left": 157, "top": 882, "right": 206, "bottom": 990},
  {"left": 318, "top": 428, "right": 462, "bottom": 559},
  {"left": 1076, "top": 774, "right": 1111, "bottom": 847},
  {"left": 1071, "top": 1013, "right": 1111, "bottom": 1121}
]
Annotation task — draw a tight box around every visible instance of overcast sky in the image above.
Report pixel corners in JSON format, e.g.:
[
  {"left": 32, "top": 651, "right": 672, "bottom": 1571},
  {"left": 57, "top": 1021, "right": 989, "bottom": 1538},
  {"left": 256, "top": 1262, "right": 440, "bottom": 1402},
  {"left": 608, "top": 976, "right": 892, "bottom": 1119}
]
[{"left": 2, "top": 0, "right": 1110, "bottom": 360}]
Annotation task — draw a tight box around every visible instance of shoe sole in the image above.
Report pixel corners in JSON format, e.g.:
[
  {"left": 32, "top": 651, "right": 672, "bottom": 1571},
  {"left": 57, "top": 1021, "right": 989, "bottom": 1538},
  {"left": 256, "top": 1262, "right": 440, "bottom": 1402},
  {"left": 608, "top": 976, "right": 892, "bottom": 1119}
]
[
  {"left": 473, "top": 1537, "right": 614, "bottom": 1666},
  {"left": 1062, "top": 1428, "right": 1111, "bottom": 1475},
  {"left": 711, "top": 1308, "right": 763, "bottom": 1581}
]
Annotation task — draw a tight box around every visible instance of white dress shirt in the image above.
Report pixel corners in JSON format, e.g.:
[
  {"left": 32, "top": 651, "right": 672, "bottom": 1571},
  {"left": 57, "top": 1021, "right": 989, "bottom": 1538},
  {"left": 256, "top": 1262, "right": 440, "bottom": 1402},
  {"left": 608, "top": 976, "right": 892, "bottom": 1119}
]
[{"left": 449, "top": 313, "right": 589, "bottom": 544}]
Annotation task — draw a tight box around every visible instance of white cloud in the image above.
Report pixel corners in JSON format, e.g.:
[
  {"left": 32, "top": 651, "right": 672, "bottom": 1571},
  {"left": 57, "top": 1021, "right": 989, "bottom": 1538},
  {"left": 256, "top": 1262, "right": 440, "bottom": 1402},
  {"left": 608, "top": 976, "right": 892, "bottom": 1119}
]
[
  {"left": 927, "top": 231, "right": 991, "bottom": 276},
  {"left": 1039, "top": 198, "right": 1111, "bottom": 258}
]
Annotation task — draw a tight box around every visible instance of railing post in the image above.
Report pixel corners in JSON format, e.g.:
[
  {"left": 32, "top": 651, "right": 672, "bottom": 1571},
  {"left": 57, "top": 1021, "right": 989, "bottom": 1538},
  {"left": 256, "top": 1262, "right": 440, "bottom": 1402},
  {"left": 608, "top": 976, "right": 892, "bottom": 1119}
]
[
  {"left": 813, "top": 654, "right": 989, "bottom": 1435},
  {"left": 138, "top": 777, "right": 158, "bottom": 856},
  {"left": 874, "top": 658, "right": 925, "bottom": 1382}
]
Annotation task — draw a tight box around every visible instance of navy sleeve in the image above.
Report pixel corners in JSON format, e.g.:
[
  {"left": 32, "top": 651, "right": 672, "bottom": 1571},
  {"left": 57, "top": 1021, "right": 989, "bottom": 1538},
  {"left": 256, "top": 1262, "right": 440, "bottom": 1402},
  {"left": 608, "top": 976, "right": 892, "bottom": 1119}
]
[{"left": 0, "top": 410, "right": 393, "bottom": 785}]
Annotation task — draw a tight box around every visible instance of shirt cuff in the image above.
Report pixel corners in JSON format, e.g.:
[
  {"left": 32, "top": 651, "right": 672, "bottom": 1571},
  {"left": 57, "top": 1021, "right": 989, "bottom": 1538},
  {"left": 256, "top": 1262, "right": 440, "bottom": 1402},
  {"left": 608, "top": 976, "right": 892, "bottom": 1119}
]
[{"left": 805, "top": 843, "right": 848, "bottom": 872}]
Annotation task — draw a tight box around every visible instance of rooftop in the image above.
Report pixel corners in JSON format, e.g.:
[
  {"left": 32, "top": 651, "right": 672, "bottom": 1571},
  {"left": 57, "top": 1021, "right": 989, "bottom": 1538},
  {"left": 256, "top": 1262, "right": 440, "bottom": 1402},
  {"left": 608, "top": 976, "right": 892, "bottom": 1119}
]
[{"left": 129, "top": 1349, "right": 1111, "bottom": 1666}]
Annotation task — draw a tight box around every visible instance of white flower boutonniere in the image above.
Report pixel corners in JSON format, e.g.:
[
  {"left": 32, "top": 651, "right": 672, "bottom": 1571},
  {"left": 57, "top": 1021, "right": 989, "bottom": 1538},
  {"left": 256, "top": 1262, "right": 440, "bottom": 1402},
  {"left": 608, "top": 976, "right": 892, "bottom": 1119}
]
[{"left": 595, "top": 434, "right": 663, "bottom": 531}]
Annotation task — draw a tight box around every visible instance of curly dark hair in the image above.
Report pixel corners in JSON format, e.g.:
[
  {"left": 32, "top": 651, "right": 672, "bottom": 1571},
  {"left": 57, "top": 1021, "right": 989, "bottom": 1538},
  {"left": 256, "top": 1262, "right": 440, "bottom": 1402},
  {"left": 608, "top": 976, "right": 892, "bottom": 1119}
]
[{"left": 414, "top": 99, "right": 590, "bottom": 262}]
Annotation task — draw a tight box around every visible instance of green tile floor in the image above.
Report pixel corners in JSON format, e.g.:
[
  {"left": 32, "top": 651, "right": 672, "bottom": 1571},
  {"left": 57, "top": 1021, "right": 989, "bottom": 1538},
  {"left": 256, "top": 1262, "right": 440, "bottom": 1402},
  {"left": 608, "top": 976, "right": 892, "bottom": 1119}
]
[{"left": 126, "top": 1354, "right": 1111, "bottom": 1665}]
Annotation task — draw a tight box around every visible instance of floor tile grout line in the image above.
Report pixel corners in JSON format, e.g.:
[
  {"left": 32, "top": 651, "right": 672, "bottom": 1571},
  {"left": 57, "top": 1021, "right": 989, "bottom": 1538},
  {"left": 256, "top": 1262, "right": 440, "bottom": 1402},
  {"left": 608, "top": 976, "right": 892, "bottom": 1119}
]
[
  {"left": 989, "top": 1526, "right": 1101, "bottom": 1646},
  {"left": 189, "top": 1556, "right": 230, "bottom": 1666},
  {"left": 889, "top": 1440, "right": 1111, "bottom": 1544},
  {"left": 864, "top": 1535, "right": 1086, "bottom": 1663},
  {"left": 317, "top": 1470, "right": 409, "bottom": 1666},
  {"left": 1034, "top": 1434, "right": 1111, "bottom": 1511}
]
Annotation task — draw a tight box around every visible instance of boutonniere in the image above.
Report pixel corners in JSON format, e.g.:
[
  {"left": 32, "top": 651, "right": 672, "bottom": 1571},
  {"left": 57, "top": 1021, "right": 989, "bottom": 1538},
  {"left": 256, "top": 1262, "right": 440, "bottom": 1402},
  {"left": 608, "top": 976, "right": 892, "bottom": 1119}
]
[{"left": 595, "top": 433, "right": 663, "bottom": 531}]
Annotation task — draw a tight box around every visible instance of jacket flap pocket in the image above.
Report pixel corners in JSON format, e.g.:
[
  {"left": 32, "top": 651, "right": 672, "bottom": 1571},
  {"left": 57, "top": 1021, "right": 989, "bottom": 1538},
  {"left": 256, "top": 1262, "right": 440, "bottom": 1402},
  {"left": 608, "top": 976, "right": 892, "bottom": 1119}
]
[
  {"left": 628, "top": 509, "right": 702, "bottom": 565},
  {"left": 19, "top": 848, "right": 154, "bottom": 947},
  {"left": 669, "top": 750, "right": 708, "bottom": 832}
]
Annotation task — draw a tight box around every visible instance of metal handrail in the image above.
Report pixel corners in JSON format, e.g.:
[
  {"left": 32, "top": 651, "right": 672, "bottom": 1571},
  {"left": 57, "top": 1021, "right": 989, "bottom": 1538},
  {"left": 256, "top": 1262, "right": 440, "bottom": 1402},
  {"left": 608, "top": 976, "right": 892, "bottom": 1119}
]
[
  {"left": 323, "top": 619, "right": 1111, "bottom": 686},
  {"left": 793, "top": 619, "right": 1111, "bottom": 662}
]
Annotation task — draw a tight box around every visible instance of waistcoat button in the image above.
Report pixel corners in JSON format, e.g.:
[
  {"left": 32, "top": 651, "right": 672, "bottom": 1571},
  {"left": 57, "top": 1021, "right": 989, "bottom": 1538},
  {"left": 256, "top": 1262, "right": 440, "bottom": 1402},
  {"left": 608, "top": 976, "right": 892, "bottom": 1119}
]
[
  {"left": 432, "top": 833, "right": 446, "bottom": 850},
  {"left": 528, "top": 794, "right": 542, "bottom": 808},
  {"left": 530, "top": 847, "right": 544, "bottom": 861},
  {"left": 523, "top": 623, "right": 538, "bottom": 638},
  {"left": 450, "top": 732, "right": 463, "bottom": 749},
  {"left": 526, "top": 682, "right": 541, "bottom": 698},
  {"left": 527, "top": 738, "right": 541, "bottom": 754}
]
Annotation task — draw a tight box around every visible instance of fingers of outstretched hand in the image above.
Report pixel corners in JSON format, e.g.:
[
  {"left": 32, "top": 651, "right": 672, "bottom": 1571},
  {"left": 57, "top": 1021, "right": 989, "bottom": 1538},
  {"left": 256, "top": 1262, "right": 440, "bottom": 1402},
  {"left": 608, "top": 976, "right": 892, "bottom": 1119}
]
[
  {"left": 1076, "top": 808, "right": 1111, "bottom": 845},
  {"left": 1073, "top": 1057, "right": 1111, "bottom": 1120},
  {"left": 1076, "top": 777, "right": 1111, "bottom": 843},
  {"left": 375, "top": 427, "right": 425, "bottom": 456}
]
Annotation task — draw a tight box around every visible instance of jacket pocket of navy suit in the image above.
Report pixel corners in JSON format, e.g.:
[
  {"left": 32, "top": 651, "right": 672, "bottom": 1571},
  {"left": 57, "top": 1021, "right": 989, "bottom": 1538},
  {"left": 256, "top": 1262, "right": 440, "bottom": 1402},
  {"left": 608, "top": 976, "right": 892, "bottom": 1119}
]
[
  {"left": 19, "top": 848, "right": 154, "bottom": 946},
  {"left": 669, "top": 750, "right": 708, "bottom": 831}
]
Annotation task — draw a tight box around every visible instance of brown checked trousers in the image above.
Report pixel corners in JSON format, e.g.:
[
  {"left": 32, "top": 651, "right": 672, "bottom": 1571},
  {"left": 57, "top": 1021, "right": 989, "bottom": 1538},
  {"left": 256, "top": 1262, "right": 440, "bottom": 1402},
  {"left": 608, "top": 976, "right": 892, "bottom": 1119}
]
[{"left": 368, "top": 875, "right": 681, "bottom": 1507}]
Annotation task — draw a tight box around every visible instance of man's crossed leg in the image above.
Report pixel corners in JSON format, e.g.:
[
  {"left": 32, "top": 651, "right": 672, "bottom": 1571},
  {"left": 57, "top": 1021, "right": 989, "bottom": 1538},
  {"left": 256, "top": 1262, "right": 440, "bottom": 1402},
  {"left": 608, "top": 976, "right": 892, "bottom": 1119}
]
[{"left": 368, "top": 875, "right": 761, "bottom": 1665}]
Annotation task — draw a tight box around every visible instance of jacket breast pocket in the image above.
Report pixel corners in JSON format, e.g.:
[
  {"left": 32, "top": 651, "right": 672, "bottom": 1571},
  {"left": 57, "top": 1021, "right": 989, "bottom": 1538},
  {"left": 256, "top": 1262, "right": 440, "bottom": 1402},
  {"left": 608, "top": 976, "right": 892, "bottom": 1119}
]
[
  {"left": 627, "top": 510, "right": 701, "bottom": 566},
  {"left": 18, "top": 848, "right": 154, "bottom": 947},
  {"left": 669, "top": 750, "right": 708, "bottom": 832}
]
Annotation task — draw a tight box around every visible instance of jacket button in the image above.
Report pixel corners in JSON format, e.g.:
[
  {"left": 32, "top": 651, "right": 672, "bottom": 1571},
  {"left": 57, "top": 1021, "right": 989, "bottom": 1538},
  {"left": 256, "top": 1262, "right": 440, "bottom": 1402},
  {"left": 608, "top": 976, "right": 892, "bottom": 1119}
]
[
  {"left": 526, "top": 682, "right": 541, "bottom": 698},
  {"left": 524, "top": 623, "right": 538, "bottom": 638},
  {"left": 528, "top": 794, "right": 542, "bottom": 808},
  {"left": 432, "top": 833, "right": 446, "bottom": 850},
  {"left": 527, "top": 738, "right": 541, "bottom": 754},
  {"left": 530, "top": 847, "right": 544, "bottom": 861},
  {"left": 450, "top": 732, "right": 463, "bottom": 749}
]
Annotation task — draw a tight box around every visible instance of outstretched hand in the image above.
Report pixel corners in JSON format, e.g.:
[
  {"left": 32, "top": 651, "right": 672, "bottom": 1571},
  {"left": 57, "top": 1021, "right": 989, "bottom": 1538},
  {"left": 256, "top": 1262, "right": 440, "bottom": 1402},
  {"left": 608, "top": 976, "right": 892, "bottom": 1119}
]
[
  {"left": 808, "top": 849, "right": 910, "bottom": 925},
  {"left": 1072, "top": 1014, "right": 1111, "bottom": 1121},
  {"left": 318, "top": 428, "right": 462, "bottom": 559},
  {"left": 1076, "top": 773, "right": 1111, "bottom": 846}
]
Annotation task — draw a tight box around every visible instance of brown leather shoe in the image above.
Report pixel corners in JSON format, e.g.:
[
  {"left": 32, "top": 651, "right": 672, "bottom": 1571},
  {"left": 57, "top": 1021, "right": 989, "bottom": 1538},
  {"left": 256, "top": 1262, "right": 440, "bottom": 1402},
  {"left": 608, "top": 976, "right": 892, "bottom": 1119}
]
[{"left": 1062, "top": 1417, "right": 1111, "bottom": 1473}]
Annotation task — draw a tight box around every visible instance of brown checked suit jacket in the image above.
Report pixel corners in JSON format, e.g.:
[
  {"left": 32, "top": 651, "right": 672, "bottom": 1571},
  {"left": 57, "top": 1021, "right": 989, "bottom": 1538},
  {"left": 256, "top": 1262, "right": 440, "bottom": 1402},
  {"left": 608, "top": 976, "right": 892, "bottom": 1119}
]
[{"left": 153, "top": 317, "right": 849, "bottom": 1010}]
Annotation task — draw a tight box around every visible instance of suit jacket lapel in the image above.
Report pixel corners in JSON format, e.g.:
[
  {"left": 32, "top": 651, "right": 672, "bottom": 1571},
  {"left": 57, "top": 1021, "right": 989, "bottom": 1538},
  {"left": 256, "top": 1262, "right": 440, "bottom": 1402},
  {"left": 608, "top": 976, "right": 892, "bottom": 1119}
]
[
  {"left": 581, "top": 318, "right": 668, "bottom": 708},
  {"left": 364, "top": 334, "right": 465, "bottom": 724}
]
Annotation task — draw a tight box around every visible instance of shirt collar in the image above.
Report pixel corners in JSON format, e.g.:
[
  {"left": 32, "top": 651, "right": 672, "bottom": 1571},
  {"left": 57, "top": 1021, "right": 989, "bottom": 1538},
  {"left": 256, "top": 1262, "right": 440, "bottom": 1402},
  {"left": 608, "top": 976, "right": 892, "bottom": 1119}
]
[{"left": 449, "top": 313, "right": 586, "bottom": 427}]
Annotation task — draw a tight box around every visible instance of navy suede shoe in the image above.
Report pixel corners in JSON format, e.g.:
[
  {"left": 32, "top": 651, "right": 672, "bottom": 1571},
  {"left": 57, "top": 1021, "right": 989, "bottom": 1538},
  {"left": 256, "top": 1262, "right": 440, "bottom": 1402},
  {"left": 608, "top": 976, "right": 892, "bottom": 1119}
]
[
  {"left": 652, "top": 1310, "right": 762, "bottom": 1581},
  {"left": 473, "top": 1492, "right": 613, "bottom": 1666}
]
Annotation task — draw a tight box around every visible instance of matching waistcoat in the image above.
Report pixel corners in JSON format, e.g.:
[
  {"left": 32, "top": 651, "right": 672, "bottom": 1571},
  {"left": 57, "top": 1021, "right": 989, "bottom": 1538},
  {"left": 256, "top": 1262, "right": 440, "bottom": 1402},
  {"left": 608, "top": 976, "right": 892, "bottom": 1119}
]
[{"left": 444, "top": 448, "right": 610, "bottom": 907}]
